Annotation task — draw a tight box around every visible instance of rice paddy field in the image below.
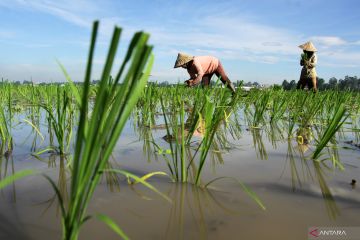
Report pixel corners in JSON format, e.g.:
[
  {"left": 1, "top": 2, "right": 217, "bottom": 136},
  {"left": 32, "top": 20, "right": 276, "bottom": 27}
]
[
  {"left": 0, "top": 83, "right": 360, "bottom": 240},
  {"left": 1, "top": 23, "right": 360, "bottom": 240}
]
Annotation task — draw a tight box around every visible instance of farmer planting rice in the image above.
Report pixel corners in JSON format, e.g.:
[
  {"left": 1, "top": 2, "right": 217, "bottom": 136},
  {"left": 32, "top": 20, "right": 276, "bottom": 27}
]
[
  {"left": 174, "top": 53, "right": 236, "bottom": 94},
  {"left": 296, "top": 41, "right": 318, "bottom": 92}
]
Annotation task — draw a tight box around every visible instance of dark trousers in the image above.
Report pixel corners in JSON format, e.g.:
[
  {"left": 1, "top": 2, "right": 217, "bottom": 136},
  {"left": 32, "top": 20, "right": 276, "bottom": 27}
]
[
  {"left": 201, "top": 62, "right": 231, "bottom": 86},
  {"left": 296, "top": 76, "right": 317, "bottom": 90}
]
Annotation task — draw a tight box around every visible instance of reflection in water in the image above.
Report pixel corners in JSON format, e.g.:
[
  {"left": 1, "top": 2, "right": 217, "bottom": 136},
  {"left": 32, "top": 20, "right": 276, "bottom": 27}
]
[
  {"left": 228, "top": 110, "right": 242, "bottom": 140},
  {"left": 213, "top": 121, "right": 240, "bottom": 153},
  {"left": 1, "top": 89, "right": 359, "bottom": 239},
  {"left": 312, "top": 160, "right": 340, "bottom": 220},
  {"left": 36, "top": 154, "right": 69, "bottom": 216},
  {"left": 283, "top": 140, "right": 303, "bottom": 191},
  {"left": 250, "top": 128, "right": 268, "bottom": 160},
  {"left": 38, "top": 160, "right": 128, "bottom": 221},
  {"left": 209, "top": 140, "right": 225, "bottom": 174},
  {"left": 138, "top": 124, "right": 159, "bottom": 163},
  {"left": 138, "top": 110, "right": 231, "bottom": 184},
  {"left": 58, "top": 156, "right": 68, "bottom": 205},
  {"left": 282, "top": 137, "right": 341, "bottom": 220},
  {"left": 0, "top": 208, "right": 30, "bottom": 240},
  {"left": 136, "top": 101, "right": 351, "bottom": 222},
  {"left": 265, "top": 122, "right": 285, "bottom": 149},
  {"left": 0, "top": 143, "right": 17, "bottom": 202},
  {"left": 184, "top": 145, "right": 225, "bottom": 186},
  {"left": 38, "top": 154, "right": 124, "bottom": 216},
  {"left": 103, "top": 161, "right": 121, "bottom": 192},
  {"left": 164, "top": 184, "right": 239, "bottom": 240}
]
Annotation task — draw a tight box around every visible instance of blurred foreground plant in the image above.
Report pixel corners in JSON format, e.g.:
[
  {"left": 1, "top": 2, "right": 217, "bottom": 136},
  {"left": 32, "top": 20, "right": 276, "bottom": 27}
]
[{"left": 46, "top": 20, "right": 166, "bottom": 240}]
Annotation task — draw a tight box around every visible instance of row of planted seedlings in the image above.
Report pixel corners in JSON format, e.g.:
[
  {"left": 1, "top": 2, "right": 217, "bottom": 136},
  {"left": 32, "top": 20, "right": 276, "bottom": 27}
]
[
  {"left": 136, "top": 84, "right": 359, "bottom": 172},
  {"left": 80, "top": 80, "right": 360, "bottom": 226},
  {"left": 0, "top": 83, "right": 78, "bottom": 157},
  {"left": 133, "top": 83, "right": 266, "bottom": 210},
  {"left": 0, "top": 86, "right": 12, "bottom": 154},
  {"left": 2, "top": 78, "right": 359, "bottom": 163},
  {"left": 0, "top": 20, "right": 177, "bottom": 240},
  {"left": 240, "top": 89, "right": 357, "bottom": 167},
  {"left": 142, "top": 86, "right": 353, "bottom": 216},
  {"left": 0, "top": 83, "right": 79, "bottom": 208},
  {"left": 279, "top": 90, "right": 360, "bottom": 219},
  {"left": 143, "top": 87, "right": 357, "bottom": 220},
  {"left": 136, "top": 86, "right": 357, "bottom": 180}
]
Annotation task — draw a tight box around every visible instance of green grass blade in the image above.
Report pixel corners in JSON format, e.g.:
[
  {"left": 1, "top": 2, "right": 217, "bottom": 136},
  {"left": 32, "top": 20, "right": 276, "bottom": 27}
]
[
  {"left": 130, "top": 171, "right": 169, "bottom": 185},
  {"left": 56, "top": 60, "right": 82, "bottom": 107},
  {"left": 43, "top": 175, "right": 67, "bottom": 219},
  {"left": 97, "top": 214, "right": 129, "bottom": 240},
  {"left": 0, "top": 170, "right": 33, "bottom": 189},
  {"left": 106, "top": 169, "right": 171, "bottom": 203},
  {"left": 205, "top": 176, "right": 266, "bottom": 210}
]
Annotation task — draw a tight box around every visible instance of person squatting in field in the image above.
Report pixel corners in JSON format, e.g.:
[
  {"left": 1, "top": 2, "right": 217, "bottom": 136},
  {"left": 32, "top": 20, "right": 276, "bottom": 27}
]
[
  {"left": 174, "top": 53, "right": 236, "bottom": 94},
  {"left": 296, "top": 41, "right": 318, "bottom": 92}
]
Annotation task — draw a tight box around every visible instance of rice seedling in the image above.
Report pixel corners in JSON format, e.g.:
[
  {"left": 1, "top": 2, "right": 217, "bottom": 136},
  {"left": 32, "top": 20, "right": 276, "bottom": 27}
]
[
  {"left": 269, "top": 89, "right": 288, "bottom": 124},
  {"left": 312, "top": 160, "right": 340, "bottom": 220},
  {"left": 0, "top": 106, "right": 12, "bottom": 152},
  {"left": 247, "top": 90, "right": 271, "bottom": 128},
  {"left": 265, "top": 121, "right": 285, "bottom": 148},
  {"left": 39, "top": 86, "right": 74, "bottom": 155},
  {"left": 0, "top": 149, "right": 33, "bottom": 199},
  {"left": 251, "top": 128, "right": 268, "bottom": 160},
  {"left": 147, "top": 83, "right": 267, "bottom": 210},
  {"left": 38, "top": 155, "right": 69, "bottom": 216},
  {"left": 42, "top": 20, "right": 172, "bottom": 240},
  {"left": 0, "top": 83, "right": 15, "bottom": 153},
  {"left": 312, "top": 103, "right": 348, "bottom": 160},
  {"left": 281, "top": 139, "right": 340, "bottom": 219},
  {"left": 298, "top": 93, "right": 325, "bottom": 128}
]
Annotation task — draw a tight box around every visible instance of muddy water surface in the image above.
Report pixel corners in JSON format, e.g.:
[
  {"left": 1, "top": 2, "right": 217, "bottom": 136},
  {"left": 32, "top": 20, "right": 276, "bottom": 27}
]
[{"left": 0, "top": 121, "right": 360, "bottom": 240}]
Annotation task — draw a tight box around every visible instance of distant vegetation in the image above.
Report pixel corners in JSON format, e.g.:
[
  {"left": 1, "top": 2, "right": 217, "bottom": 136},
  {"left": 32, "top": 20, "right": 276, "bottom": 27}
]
[
  {"left": 282, "top": 75, "right": 359, "bottom": 91},
  {"left": 2, "top": 75, "right": 359, "bottom": 91}
]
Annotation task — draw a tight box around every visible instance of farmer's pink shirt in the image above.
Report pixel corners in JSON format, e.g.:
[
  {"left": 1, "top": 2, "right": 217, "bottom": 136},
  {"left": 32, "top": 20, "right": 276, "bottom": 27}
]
[{"left": 187, "top": 56, "right": 219, "bottom": 84}]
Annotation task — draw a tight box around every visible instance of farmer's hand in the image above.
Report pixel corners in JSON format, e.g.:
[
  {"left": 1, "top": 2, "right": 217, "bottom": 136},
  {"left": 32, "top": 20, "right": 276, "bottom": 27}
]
[
  {"left": 184, "top": 80, "right": 193, "bottom": 87},
  {"left": 305, "top": 61, "right": 313, "bottom": 68}
]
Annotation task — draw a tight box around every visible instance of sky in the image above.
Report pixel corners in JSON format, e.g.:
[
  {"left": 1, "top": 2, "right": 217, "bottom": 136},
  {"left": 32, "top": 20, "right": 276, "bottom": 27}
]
[{"left": 0, "top": 0, "right": 359, "bottom": 84}]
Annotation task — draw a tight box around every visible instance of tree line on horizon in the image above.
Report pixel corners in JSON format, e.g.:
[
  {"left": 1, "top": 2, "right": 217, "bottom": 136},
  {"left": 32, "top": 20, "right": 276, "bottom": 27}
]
[
  {"left": 1, "top": 76, "right": 359, "bottom": 91},
  {"left": 281, "top": 75, "right": 359, "bottom": 91}
]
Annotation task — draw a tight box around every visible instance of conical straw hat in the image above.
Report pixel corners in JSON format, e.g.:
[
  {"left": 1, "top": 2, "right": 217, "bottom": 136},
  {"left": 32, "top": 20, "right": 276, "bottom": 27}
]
[
  {"left": 298, "top": 41, "right": 317, "bottom": 52},
  {"left": 174, "top": 53, "right": 194, "bottom": 68}
]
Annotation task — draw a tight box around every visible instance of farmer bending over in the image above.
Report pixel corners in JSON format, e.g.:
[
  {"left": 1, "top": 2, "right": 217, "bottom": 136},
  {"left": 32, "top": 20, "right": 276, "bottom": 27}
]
[
  {"left": 174, "top": 53, "right": 236, "bottom": 94},
  {"left": 296, "top": 41, "right": 318, "bottom": 92}
]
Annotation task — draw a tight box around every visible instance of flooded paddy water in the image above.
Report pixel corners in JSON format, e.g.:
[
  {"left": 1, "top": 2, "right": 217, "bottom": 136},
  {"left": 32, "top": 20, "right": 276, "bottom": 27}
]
[{"left": 0, "top": 88, "right": 360, "bottom": 240}]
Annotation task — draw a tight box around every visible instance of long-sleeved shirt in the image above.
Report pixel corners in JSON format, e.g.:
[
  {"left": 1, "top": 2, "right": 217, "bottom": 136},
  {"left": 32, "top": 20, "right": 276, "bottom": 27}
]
[
  {"left": 187, "top": 56, "right": 219, "bottom": 84},
  {"left": 300, "top": 54, "right": 317, "bottom": 78}
]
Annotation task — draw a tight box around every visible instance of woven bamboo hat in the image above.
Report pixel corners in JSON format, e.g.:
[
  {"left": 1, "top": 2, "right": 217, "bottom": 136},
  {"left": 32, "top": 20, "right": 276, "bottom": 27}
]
[
  {"left": 298, "top": 41, "right": 317, "bottom": 52},
  {"left": 174, "top": 53, "right": 194, "bottom": 68}
]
